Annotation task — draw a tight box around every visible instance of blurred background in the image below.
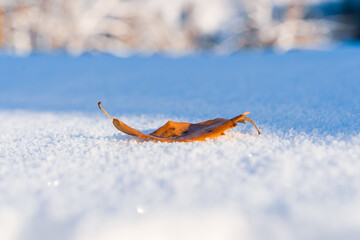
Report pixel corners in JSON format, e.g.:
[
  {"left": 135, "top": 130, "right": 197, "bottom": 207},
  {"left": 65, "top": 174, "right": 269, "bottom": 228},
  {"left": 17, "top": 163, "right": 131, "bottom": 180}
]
[
  {"left": 0, "top": 0, "right": 359, "bottom": 56},
  {"left": 1, "top": 2, "right": 360, "bottom": 240}
]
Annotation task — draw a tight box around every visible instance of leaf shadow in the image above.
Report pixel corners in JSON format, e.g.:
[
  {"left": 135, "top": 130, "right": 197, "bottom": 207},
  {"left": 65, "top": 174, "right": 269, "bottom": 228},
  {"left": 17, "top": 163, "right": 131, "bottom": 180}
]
[{"left": 110, "top": 133, "right": 151, "bottom": 143}]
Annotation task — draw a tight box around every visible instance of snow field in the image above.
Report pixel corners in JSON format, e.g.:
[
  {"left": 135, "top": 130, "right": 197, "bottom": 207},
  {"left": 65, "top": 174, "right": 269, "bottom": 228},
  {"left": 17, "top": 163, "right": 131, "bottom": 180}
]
[
  {"left": 1, "top": 43, "right": 360, "bottom": 239},
  {"left": 0, "top": 110, "right": 360, "bottom": 240}
]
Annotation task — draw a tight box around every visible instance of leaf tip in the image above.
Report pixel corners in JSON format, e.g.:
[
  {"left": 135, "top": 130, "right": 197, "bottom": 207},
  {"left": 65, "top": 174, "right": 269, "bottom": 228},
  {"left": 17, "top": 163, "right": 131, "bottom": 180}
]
[{"left": 98, "top": 101, "right": 114, "bottom": 120}]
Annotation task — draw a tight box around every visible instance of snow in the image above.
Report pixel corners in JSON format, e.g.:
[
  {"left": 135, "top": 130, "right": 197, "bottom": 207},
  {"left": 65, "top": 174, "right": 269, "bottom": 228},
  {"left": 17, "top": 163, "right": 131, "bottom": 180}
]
[{"left": 1, "top": 44, "right": 360, "bottom": 240}]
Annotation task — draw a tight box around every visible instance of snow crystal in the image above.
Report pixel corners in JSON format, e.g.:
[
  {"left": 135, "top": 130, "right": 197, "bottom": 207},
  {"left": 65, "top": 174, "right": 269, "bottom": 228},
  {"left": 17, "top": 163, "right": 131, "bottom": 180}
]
[{"left": 0, "top": 110, "right": 359, "bottom": 240}]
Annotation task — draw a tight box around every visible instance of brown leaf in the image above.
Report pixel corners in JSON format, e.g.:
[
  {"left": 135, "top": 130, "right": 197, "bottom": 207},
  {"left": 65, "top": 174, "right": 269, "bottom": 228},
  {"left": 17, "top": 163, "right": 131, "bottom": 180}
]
[{"left": 98, "top": 102, "right": 261, "bottom": 142}]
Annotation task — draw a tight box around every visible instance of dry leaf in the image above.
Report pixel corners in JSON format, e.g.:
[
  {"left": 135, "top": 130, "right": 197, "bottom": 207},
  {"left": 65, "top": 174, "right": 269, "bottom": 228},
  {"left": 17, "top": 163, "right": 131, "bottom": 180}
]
[{"left": 98, "top": 102, "right": 261, "bottom": 142}]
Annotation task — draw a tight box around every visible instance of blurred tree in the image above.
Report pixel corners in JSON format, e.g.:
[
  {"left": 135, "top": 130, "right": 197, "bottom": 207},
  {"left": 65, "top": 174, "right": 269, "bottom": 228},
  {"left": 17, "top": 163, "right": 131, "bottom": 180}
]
[
  {"left": 343, "top": 0, "right": 360, "bottom": 39},
  {"left": 0, "top": 0, "right": 358, "bottom": 54},
  {"left": 0, "top": 7, "right": 3, "bottom": 46}
]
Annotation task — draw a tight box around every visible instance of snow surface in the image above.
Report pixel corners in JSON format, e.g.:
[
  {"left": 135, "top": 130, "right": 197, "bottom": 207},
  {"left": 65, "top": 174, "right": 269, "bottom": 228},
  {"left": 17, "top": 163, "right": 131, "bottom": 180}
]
[{"left": 1, "top": 44, "right": 360, "bottom": 240}]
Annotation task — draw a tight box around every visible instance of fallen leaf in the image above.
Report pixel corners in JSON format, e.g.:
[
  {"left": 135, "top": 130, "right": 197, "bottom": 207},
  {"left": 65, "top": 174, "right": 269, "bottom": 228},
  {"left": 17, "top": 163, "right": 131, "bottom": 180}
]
[{"left": 98, "top": 102, "right": 261, "bottom": 142}]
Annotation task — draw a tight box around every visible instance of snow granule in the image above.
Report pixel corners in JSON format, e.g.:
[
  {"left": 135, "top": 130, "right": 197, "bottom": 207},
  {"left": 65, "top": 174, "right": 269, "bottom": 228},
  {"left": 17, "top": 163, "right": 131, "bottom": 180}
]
[{"left": 0, "top": 111, "right": 359, "bottom": 240}]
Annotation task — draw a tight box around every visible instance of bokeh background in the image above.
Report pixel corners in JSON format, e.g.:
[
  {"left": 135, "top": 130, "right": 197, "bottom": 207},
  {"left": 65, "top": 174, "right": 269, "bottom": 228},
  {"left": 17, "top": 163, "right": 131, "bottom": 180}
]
[
  {"left": 1, "top": 2, "right": 360, "bottom": 240},
  {"left": 0, "top": 0, "right": 360, "bottom": 55}
]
